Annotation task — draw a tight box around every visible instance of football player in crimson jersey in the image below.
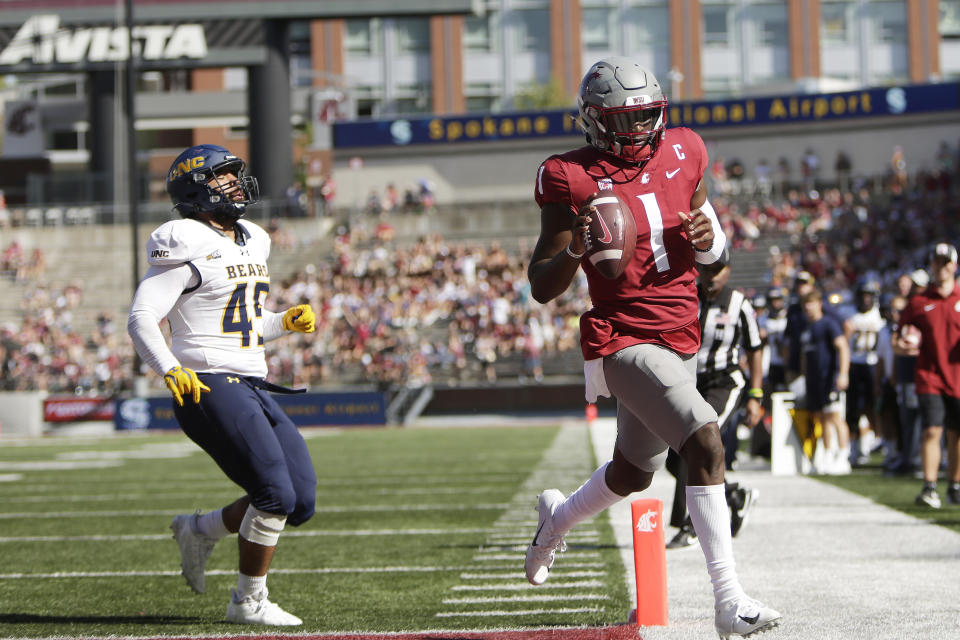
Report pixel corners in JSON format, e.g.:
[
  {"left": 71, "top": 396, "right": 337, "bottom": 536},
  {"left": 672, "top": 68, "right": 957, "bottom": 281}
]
[
  {"left": 128, "top": 144, "right": 317, "bottom": 626},
  {"left": 524, "top": 57, "right": 781, "bottom": 638}
]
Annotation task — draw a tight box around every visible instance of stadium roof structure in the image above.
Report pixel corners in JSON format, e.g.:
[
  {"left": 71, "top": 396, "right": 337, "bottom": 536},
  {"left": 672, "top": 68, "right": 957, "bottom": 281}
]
[{"left": 0, "top": 0, "right": 481, "bottom": 24}]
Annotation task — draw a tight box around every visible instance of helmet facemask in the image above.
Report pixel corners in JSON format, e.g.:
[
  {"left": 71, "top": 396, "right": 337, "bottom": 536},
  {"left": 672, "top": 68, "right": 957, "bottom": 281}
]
[
  {"left": 593, "top": 102, "right": 666, "bottom": 165},
  {"left": 203, "top": 159, "right": 259, "bottom": 221},
  {"left": 577, "top": 57, "right": 668, "bottom": 168}
]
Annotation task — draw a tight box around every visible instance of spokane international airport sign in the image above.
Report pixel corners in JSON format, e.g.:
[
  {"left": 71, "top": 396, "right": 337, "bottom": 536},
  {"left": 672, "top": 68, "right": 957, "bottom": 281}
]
[{"left": 333, "top": 82, "right": 960, "bottom": 148}]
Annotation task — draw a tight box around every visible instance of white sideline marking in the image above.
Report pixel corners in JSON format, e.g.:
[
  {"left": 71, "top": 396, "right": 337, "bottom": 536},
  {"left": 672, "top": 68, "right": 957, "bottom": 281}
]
[
  {"left": 0, "top": 527, "right": 496, "bottom": 543},
  {"left": 450, "top": 579, "right": 605, "bottom": 591},
  {"left": 460, "top": 570, "right": 606, "bottom": 580},
  {"left": 436, "top": 606, "right": 602, "bottom": 617},
  {"left": 443, "top": 593, "right": 609, "bottom": 604}
]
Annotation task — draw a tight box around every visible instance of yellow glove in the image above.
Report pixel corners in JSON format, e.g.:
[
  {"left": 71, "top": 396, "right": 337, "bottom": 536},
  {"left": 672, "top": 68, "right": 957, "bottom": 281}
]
[
  {"left": 164, "top": 366, "right": 211, "bottom": 407},
  {"left": 282, "top": 304, "right": 316, "bottom": 333}
]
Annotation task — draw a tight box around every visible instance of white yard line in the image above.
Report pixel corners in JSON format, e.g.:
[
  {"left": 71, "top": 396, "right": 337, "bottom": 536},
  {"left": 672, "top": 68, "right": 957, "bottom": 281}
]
[
  {"left": 434, "top": 423, "right": 609, "bottom": 621},
  {"left": 442, "top": 593, "right": 610, "bottom": 604},
  {"left": 449, "top": 580, "right": 606, "bottom": 591},
  {"left": 435, "top": 607, "right": 602, "bottom": 618},
  {"left": 0, "top": 504, "right": 510, "bottom": 519},
  {"left": 1, "top": 486, "right": 508, "bottom": 504},
  {"left": 0, "top": 566, "right": 467, "bottom": 580},
  {"left": 459, "top": 570, "right": 606, "bottom": 580},
  {"left": 0, "top": 527, "right": 497, "bottom": 543}
]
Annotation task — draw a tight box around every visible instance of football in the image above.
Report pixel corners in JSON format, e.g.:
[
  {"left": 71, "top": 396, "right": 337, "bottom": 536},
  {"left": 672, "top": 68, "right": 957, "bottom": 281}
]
[
  {"left": 579, "top": 192, "right": 637, "bottom": 280},
  {"left": 901, "top": 324, "right": 921, "bottom": 348}
]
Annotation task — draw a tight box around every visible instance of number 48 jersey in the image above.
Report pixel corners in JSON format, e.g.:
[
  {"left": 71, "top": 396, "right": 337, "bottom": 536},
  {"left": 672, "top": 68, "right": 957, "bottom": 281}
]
[
  {"left": 146, "top": 218, "right": 273, "bottom": 377},
  {"left": 534, "top": 127, "right": 710, "bottom": 360}
]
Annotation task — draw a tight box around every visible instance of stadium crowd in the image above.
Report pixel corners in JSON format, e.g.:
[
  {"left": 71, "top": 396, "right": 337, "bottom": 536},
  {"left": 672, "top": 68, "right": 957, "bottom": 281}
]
[{"left": 0, "top": 140, "right": 958, "bottom": 403}]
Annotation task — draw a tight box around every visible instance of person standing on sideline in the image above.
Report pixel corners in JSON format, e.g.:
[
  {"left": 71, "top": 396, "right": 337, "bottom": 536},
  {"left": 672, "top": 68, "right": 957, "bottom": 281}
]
[
  {"left": 800, "top": 289, "right": 851, "bottom": 474},
  {"left": 665, "top": 246, "right": 765, "bottom": 549},
  {"left": 128, "top": 144, "right": 318, "bottom": 626},
  {"left": 784, "top": 270, "right": 818, "bottom": 384},
  {"left": 525, "top": 57, "right": 780, "bottom": 639},
  {"left": 843, "top": 279, "right": 885, "bottom": 466},
  {"left": 760, "top": 285, "right": 790, "bottom": 392},
  {"left": 895, "top": 243, "right": 960, "bottom": 508}
]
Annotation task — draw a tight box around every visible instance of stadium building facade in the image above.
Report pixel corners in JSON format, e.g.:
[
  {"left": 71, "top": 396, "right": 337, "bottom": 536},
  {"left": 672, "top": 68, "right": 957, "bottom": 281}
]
[{"left": 0, "top": 0, "right": 955, "bottom": 216}]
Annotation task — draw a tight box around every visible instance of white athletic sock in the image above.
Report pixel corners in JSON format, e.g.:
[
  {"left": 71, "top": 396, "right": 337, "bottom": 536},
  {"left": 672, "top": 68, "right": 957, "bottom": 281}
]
[
  {"left": 552, "top": 461, "right": 622, "bottom": 534},
  {"left": 686, "top": 484, "right": 745, "bottom": 608},
  {"left": 236, "top": 573, "right": 267, "bottom": 600},
  {"left": 195, "top": 509, "right": 230, "bottom": 539}
]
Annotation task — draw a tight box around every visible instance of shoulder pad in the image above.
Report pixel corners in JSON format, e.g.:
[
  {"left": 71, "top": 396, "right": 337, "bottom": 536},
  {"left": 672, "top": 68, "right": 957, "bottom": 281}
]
[{"left": 146, "top": 219, "right": 212, "bottom": 265}]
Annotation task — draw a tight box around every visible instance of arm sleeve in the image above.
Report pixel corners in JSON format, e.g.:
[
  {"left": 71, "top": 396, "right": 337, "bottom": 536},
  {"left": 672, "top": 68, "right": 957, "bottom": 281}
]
[
  {"left": 127, "top": 263, "right": 196, "bottom": 376},
  {"left": 693, "top": 196, "right": 727, "bottom": 264},
  {"left": 262, "top": 309, "right": 287, "bottom": 342}
]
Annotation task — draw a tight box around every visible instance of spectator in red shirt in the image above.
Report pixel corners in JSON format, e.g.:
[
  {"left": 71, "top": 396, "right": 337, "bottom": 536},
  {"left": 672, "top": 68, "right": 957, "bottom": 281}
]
[{"left": 895, "top": 242, "right": 960, "bottom": 509}]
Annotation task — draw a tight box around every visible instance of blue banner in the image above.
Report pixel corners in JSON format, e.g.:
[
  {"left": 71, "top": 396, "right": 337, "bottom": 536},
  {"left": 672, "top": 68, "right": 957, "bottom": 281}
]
[
  {"left": 114, "top": 391, "right": 387, "bottom": 430},
  {"left": 332, "top": 82, "right": 960, "bottom": 149}
]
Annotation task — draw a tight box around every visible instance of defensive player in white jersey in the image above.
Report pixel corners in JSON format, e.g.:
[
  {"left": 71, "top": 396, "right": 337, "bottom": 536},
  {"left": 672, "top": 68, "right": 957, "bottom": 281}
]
[
  {"left": 844, "top": 279, "right": 886, "bottom": 466},
  {"left": 128, "top": 144, "right": 317, "bottom": 626}
]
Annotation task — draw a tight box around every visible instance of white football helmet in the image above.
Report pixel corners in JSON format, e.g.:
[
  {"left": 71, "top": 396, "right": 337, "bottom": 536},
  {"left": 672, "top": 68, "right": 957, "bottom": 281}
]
[{"left": 576, "top": 57, "right": 667, "bottom": 166}]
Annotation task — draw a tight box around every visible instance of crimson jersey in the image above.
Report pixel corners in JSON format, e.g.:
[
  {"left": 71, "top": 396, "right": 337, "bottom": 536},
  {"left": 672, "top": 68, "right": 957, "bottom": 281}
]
[
  {"left": 899, "top": 285, "right": 960, "bottom": 397},
  {"left": 534, "top": 127, "right": 710, "bottom": 359}
]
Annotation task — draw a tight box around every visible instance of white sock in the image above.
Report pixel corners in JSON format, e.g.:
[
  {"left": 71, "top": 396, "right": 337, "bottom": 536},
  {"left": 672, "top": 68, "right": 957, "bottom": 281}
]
[
  {"left": 552, "top": 461, "right": 622, "bottom": 534},
  {"left": 686, "top": 484, "right": 745, "bottom": 608},
  {"left": 236, "top": 573, "right": 267, "bottom": 600},
  {"left": 195, "top": 509, "right": 230, "bottom": 539}
]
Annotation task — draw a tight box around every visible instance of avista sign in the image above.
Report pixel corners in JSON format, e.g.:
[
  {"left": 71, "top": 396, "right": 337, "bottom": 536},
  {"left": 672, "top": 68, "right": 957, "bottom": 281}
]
[{"left": 0, "top": 14, "right": 207, "bottom": 65}]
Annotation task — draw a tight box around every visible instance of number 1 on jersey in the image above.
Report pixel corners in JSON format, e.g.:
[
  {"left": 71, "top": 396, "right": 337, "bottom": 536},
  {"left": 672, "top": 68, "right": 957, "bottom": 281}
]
[{"left": 635, "top": 193, "right": 670, "bottom": 272}]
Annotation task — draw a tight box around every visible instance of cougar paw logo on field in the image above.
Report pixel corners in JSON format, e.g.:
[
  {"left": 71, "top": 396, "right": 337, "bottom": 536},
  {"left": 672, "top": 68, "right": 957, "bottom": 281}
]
[{"left": 635, "top": 509, "right": 658, "bottom": 533}]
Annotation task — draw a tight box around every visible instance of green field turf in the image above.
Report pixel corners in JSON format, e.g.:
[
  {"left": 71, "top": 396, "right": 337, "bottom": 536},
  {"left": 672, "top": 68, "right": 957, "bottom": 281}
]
[{"left": 0, "top": 425, "right": 632, "bottom": 638}]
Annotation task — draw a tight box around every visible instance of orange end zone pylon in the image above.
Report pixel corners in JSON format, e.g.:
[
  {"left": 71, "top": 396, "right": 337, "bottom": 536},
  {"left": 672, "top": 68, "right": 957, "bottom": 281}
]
[{"left": 629, "top": 498, "right": 667, "bottom": 626}]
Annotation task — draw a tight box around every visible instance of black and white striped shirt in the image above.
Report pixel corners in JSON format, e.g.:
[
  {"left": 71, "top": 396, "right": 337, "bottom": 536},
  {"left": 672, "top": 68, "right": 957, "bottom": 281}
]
[{"left": 696, "top": 285, "right": 763, "bottom": 376}]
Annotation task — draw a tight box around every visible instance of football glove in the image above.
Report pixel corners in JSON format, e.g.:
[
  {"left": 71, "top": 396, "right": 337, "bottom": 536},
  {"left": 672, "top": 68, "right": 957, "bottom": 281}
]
[
  {"left": 282, "top": 304, "right": 316, "bottom": 333},
  {"left": 164, "top": 366, "right": 210, "bottom": 407}
]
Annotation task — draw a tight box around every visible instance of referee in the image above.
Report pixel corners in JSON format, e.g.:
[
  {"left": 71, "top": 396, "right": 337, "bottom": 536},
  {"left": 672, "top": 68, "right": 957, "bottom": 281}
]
[{"left": 666, "top": 246, "right": 766, "bottom": 548}]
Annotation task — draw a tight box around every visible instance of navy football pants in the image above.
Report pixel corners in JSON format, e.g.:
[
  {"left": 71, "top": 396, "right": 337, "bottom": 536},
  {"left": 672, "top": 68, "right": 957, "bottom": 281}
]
[{"left": 173, "top": 373, "right": 317, "bottom": 526}]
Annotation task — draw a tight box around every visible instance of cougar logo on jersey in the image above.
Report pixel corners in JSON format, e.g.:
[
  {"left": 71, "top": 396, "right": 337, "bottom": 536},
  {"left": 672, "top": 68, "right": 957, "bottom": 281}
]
[
  {"left": 635, "top": 509, "right": 658, "bottom": 533},
  {"left": 597, "top": 178, "right": 613, "bottom": 191},
  {"left": 641, "top": 173, "right": 651, "bottom": 184}
]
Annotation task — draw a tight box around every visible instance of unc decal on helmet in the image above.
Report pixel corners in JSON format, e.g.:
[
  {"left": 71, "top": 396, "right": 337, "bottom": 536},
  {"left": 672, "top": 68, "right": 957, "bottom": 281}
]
[
  {"left": 166, "top": 144, "right": 259, "bottom": 220},
  {"left": 576, "top": 57, "right": 667, "bottom": 167}
]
